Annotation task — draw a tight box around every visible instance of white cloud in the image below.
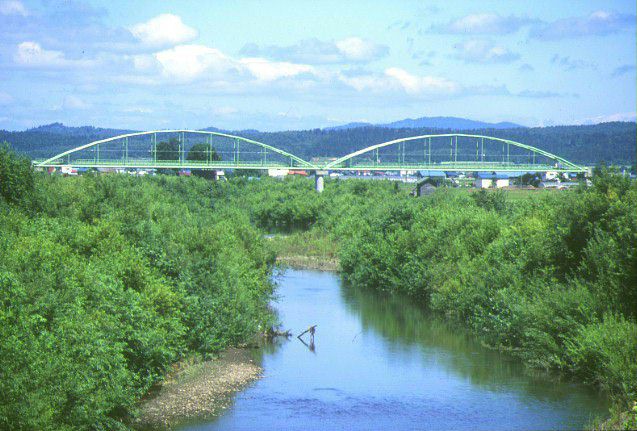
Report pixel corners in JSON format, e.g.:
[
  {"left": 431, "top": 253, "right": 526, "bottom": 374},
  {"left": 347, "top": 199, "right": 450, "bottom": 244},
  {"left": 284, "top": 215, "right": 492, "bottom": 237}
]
[
  {"left": 0, "top": 0, "right": 28, "bottom": 16},
  {"left": 150, "top": 44, "right": 316, "bottom": 83},
  {"left": 132, "top": 54, "right": 160, "bottom": 72},
  {"left": 434, "top": 13, "right": 536, "bottom": 34},
  {"left": 335, "top": 37, "right": 389, "bottom": 62},
  {"left": 15, "top": 41, "right": 64, "bottom": 66},
  {"left": 578, "top": 112, "right": 637, "bottom": 124},
  {"left": 454, "top": 40, "right": 519, "bottom": 63},
  {"left": 14, "top": 41, "right": 93, "bottom": 68},
  {"left": 239, "top": 57, "right": 314, "bottom": 81},
  {"left": 385, "top": 68, "right": 459, "bottom": 94},
  {"left": 339, "top": 68, "right": 460, "bottom": 96},
  {"left": 154, "top": 44, "right": 239, "bottom": 81},
  {"left": 239, "top": 37, "right": 388, "bottom": 64},
  {"left": 130, "top": 14, "right": 198, "bottom": 48}
]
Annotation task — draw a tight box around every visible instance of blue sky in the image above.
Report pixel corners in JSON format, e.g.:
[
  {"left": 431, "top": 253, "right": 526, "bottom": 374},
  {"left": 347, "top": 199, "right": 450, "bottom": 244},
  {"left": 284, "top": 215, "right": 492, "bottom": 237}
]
[{"left": 0, "top": 0, "right": 635, "bottom": 131}]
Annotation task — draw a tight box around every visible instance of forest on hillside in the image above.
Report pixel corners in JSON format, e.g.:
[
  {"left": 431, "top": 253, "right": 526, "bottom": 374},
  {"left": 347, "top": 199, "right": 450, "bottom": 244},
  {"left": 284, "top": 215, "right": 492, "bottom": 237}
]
[{"left": 2, "top": 122, "right": 635, "bottom": 166}]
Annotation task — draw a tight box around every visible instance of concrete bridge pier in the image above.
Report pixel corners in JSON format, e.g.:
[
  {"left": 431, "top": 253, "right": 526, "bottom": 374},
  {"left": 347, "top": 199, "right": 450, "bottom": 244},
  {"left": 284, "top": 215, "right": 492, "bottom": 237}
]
[{"left": 315, "top": 170, "right": 327, "bottom": 193}]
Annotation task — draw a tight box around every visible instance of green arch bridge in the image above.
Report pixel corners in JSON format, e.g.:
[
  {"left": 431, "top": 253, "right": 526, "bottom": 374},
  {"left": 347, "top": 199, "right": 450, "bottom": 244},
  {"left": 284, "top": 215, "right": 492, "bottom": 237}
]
[{"left": 34, "top": 129, "right": 586, "bottom": 175}]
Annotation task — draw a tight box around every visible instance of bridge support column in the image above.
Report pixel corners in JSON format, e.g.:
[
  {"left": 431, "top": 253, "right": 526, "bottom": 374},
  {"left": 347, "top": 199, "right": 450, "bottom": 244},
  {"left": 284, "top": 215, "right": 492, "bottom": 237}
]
[{"left": 315, "top": 170, "right": 327, "bottom": 193}]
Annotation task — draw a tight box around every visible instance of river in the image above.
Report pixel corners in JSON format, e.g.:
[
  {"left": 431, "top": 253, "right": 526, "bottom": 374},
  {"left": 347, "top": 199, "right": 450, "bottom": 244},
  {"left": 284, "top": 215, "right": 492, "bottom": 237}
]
[{"left": 181, "top": 269, "right": 610, "bottom": 430}]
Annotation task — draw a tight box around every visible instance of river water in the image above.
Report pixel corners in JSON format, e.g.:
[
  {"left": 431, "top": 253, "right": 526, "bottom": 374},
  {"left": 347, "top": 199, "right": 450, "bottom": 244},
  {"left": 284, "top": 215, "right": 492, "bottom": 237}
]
[{"left": 183, "top": 269, "right": 610, "bottom": 430}]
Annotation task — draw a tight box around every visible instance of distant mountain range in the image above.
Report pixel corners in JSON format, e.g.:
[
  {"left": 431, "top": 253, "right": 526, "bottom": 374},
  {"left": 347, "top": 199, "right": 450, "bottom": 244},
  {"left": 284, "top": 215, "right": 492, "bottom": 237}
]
[
  {"left": 326, "top": 116, "right": 523, "bottom": 131},
  {"left": 25, "top": 116, "right": 524, "bottom": 137},
  {"left": 26, "top": 122, "right": 134, "bottom": 137}
]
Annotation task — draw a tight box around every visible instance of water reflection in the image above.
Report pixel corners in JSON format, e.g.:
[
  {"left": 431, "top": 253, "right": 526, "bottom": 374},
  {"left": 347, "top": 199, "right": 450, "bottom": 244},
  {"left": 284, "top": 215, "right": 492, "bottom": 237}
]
[{"left": 340, "top": 283, "right": 610, "bottom": 408}]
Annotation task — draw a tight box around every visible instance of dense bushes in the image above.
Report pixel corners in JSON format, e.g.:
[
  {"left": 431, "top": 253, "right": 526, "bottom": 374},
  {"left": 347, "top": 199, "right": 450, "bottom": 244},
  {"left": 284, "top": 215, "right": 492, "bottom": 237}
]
[
  {"left": 0, "top": 159, "right": 275, "bottom": 430},
  {"left": 0, "top": 142, "right": 34, "bottom": 205},
  {"left": 213, "top": 176, "right": 322, "bottom": 232},
  {"left": 335, "top": 169, "right": 637, "bottom": 408}
]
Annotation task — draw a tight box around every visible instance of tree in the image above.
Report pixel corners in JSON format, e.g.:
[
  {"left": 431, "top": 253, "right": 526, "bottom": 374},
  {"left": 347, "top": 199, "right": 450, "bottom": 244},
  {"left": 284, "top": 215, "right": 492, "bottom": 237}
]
[
  {"left": 156, "top": 138, "right": 180, "bottom": 161},
  {"left": 0, "top": 142, "right": 34, "bottom": 205},
  {"left": 518, "top": 173, "right": 541, "bottom": 187},
  {"left": 187, "top": 143, "right": 221, "bottom": 163},
  {"left": 187, "top": 143, "right": 222, "bottom": 178}
]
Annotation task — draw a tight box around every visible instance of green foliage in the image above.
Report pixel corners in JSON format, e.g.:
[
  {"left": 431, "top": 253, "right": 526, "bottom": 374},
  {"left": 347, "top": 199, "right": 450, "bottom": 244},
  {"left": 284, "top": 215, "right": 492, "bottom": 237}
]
[
  {"left": 329, "top": 169, "right": 637, "bottom": 410},
  {"left": 566, "top": 314, "right": 637, "bottom": 399},
  {"left": 0, "top": 157, "right": 275, "bottom": 430},
  {"left": 0, "top": 142, "right": 34, "bottom": 205},
  {"left": 187, "top": 143, "right": 221, "bottom": 162},
  {"left": 1, "top": 146, "right": 635, "bottom": 429},
  {"left": 186, "top": 143, "right": 221, "bottom": 178},
  {"left": 218, "top": 176, "right": 322, "bottom": 232},
  {"left": 156, "top": 138, "right": 180, "bottom": 161},
  {"left": 471, "top": 189, "right": 508, "bottom": 212}
]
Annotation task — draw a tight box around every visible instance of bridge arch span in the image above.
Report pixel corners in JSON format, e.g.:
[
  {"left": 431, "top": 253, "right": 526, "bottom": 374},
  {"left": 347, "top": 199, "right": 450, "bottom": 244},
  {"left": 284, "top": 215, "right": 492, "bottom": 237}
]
[
  {"left": 325, "top": 133, "right": 586, "bottom": 172},
  {"left": 36, "top": 129, "right": 317, "bottom": 170}
]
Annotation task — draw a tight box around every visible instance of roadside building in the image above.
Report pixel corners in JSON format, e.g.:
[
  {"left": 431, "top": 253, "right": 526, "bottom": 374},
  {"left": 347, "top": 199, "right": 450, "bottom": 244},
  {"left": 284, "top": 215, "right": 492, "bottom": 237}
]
[
  {"left": 414, "top": 182, "right": 437, "bottom": 196},
  {"left": 418, "top": 170, "right": 446, "bottom": 179},
  {"left": 213, "top": 170, "right": 225, "bottom": 180},
  {"left": 475, "top": 172, "right": 510, "bottom": 188},
  {"left": 542, "top": 171, "right": 559, "bottom": 181},
  {"left": 60, "top": 165, "right": 78, "bottom": 176}
]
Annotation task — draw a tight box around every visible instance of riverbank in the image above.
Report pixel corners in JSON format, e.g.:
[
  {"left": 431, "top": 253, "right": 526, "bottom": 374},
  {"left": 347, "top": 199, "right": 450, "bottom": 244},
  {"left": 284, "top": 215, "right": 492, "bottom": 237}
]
[
  {"left": 276, "top": 255, "right": 339, "bottom": 271},
  {"left": 268, "top": 230, "right": 339, "bottom": 271},
  {"left": 134, "top": 348, "right": 262, "bottom": 430}
]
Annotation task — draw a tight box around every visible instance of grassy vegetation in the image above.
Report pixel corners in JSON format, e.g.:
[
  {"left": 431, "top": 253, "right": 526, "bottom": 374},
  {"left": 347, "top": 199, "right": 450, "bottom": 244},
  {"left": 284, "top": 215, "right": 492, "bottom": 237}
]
[{"left": 268, "top": 230, "right": 339, "bottom": 270}]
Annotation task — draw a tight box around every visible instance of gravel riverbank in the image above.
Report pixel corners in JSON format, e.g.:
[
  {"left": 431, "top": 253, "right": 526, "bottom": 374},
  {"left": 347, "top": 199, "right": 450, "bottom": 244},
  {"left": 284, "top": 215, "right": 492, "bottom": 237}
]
[{"left": 134, "top": 348, "right": 262, "bottom": 430}]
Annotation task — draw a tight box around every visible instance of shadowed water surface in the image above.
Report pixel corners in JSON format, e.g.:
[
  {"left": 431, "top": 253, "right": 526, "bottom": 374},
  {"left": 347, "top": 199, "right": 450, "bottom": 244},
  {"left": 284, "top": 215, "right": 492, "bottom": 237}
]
[{"left": 182, "top": 269, "right": 609, "bottom": 431}]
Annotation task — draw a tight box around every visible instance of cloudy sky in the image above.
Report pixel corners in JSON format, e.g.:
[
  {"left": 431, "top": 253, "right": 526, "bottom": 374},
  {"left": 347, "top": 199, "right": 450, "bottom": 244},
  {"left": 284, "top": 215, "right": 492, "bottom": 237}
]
[{"left": 0, "top": 0, "right": 635, "bottom": 131}]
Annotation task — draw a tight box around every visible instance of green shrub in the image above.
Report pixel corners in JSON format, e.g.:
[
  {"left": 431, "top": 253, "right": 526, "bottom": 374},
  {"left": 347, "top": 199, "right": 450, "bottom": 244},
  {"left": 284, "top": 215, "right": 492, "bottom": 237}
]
[{"left": 0, "top": 142, "right": 35, "bottom": 205}]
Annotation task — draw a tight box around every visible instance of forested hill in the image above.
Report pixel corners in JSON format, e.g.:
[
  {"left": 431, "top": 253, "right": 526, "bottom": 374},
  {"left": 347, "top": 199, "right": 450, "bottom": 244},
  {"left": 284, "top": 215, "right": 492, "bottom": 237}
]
[
  {"left": 2, "top": 121, "right": 635, "bottom": 165},
  {"left": 0, "top": 123, "right": 135, "bottom": 159}
]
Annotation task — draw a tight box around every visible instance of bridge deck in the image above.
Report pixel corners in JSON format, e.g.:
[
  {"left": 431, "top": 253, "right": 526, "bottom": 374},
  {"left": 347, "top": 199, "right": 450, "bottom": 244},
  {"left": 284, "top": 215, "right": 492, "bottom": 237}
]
[{"left": 33, "top": 159, "right": 586, "bottom": 173}]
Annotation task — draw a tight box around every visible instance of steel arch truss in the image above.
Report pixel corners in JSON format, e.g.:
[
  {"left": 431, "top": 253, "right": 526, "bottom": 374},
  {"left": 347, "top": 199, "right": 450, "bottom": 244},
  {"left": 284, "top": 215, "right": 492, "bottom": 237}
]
[
  {"left": 324, "top": 133, "right": 586, "bottom": 172},
  {"left": 36, "top": 130, "right": 317, "bottom": 170}
]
